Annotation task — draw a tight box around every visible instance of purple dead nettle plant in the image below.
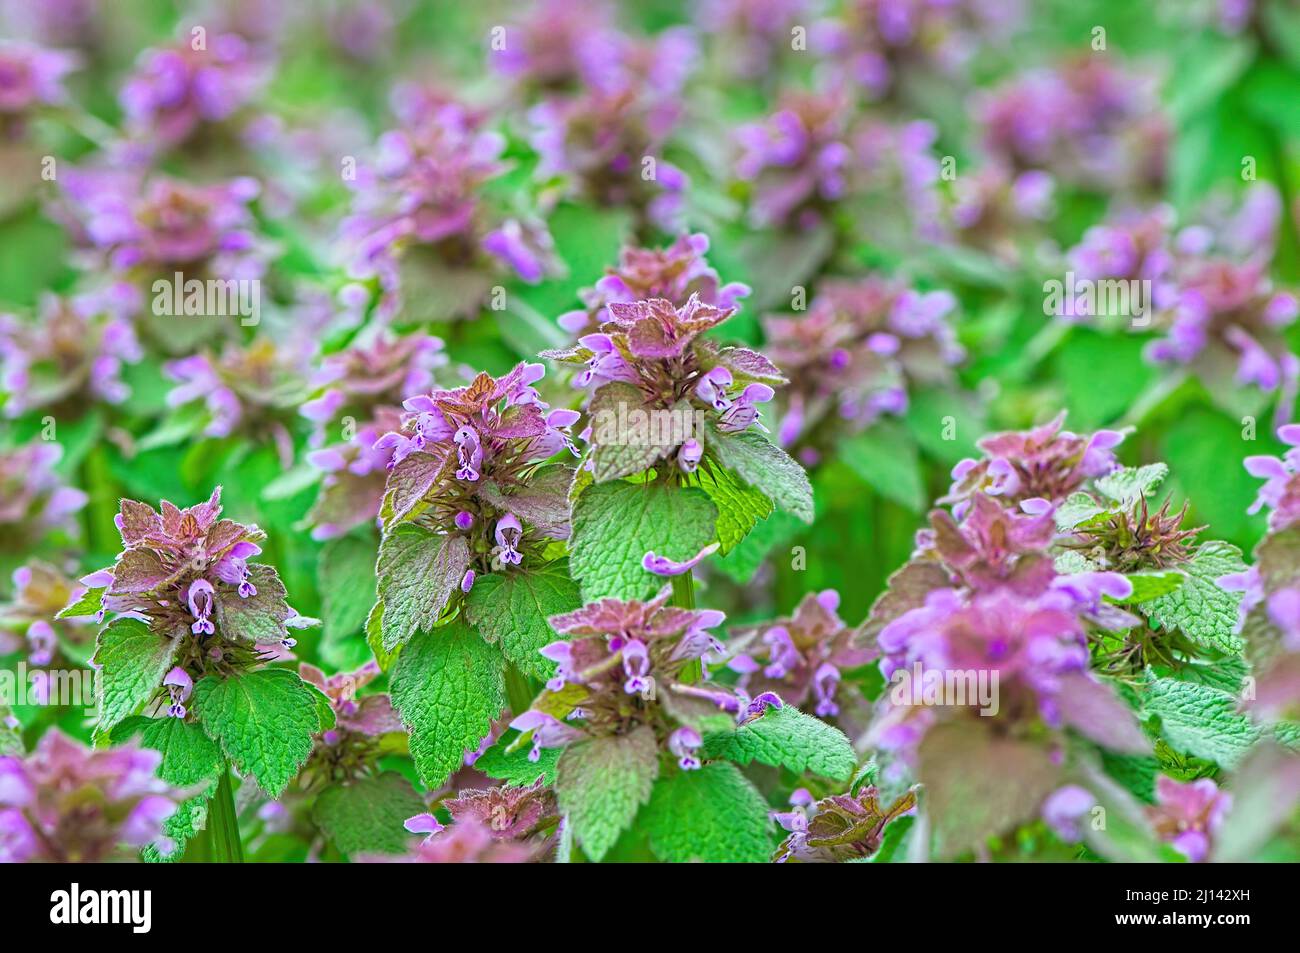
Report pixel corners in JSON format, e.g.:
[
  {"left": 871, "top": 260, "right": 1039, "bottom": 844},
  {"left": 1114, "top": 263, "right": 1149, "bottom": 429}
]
[
  {"left": 0, "top": 290, "right": 142, "bottom": 418},
  {"left": 811, "top": 0, "right": 1022, "bottom": 103},
  {"left": 695, "top": 0, "right": 812, "bottom": 79},
  {"left": 734, "top": 87, "right": 855, "bottom": 231},
  {"left": 0, "top": 562, "right": 97, "bottom": 704},
  {"left": 527, "top": 44, "right": 695, "bottom": 234},
  {"left": 1225, "top": 423, "right": 1300, "bottom": 718},
  {"left": 763, "top": 276, "right": 962, "bottom": 466},
  {"left": 399, "top": 778, "right": 560, "bottom": 863},
  {"left": 52, "top": 163, "right": 268, "bottom": 351},
  {"left": 0, "top": 441, "right": 87, "bottom": 552},
  {"left": 302, "top": 330, "right": 446, "bottom": 541},
  {"left": 118, "top": 29, "right": 270, "bottom": 153},
  {"left": 556, "top": 232, "right": 750, "bottom": 338},
  {"left": 974, "top": 56, "right": 1169, "bottom": 196},
  {"left": 853, "top": 416, "right": 1173, "bottom": 856},
  {"left": 512, "top": 586, "right": 760, "bottom": 764},
  {"left": 371, "top": 361, "right": 584, "bottom": 793},
  {"left": 0, "top": 38, "right": 79, "bottom": 139},
  {"left": 79, "top": 486, "right": 315, "bottom": 683},
  {"left": 727, "top": 588, "right": 875, "bottom": 730},
  {"left": 298, "top": 661, "right": 404, "bottom": 788},
  {"left": 341, "top": 93, "right": 553, "bottom": 322},
  {"left": 772, "top": 780, "right": 918, "bottom": 863},
  {"left": 0, "top": 730, "right": 186, "bottom": 862},
  {"left": 1056, "top": 183, "right": 1299, "bottom": 418},
  {"left": 162, "top": 337, "right": 314, "bottom": 467},
  {"left": 545, "top": 293, "right": 788, "bottom": 485},
  {"left": 65, "top": 486, "right": 333, "bottom": 861},
  {"left": 508, "top": 586, "right": 815, "bottom": 861}
]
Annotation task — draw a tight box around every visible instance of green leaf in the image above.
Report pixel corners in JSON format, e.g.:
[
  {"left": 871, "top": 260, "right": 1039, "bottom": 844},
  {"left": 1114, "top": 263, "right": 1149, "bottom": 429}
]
[
  {"left": 587, "top": 383, "right": 692, "bottom": 482},
  {"left": 705, "top": 424, "right": 814, "bottom": 523},
  {"left": 365, "top": 600, "right": 400, "bottom": 671},
  {"left": 463, "top": 563, "right": 581, "bottom": 681},
  {"left": 641, "top": 763, "right": 774, "bottom": 862},
  {"left": 555, "top": 727, "right": 659, "bottom": 862},
  {"left": 312, "top": 773, "right": 426, "bottom": 858},
  {"left": 376, "top": 525, "right": 470, "bottom": 651},
  {"left": 389, "top": 620, "right": 506, "bottom": 788},
  {"left": 474, "top": 736, "right": 561, "bottom": 786},
  {"left": 715, "top": 508, "right": 803, "bottom": 583},
  {"left": 116, "top": 715, "right": 224, "bottom": 787},
  {"left": 570, "top": 480, "right": 717, "bottom": 602},
  {"left": 1054, "top": 492, "right": 1107, "bottom": 531},
  {"left": 213, "top": 564, "right": 293, "bottom": 643},
  {"left": 689, "top": 459, "right": 773, "bottom": 554},
  {"left": 1141, "top": 541, "right": 1246, "bottom": 653},
  {"left": 1118, "top": 570, "right": 1186, "bottom": 604},
  {"left": 1094, "top": 463, "right": 1169, "bottom": 505},
  {"left": 1141, "top": 674, "right": 1261, "bottom": 769},
  {"left": 702, "top": 705, "right": 855, "bottom": 781},
  {"left": 91, "top": 618, "right": 180, "bottom": 733},
  {"left": 840, "top": 421, "right": 926, "bottom": 512},
  {"left": 192, "top": 669, "right": 321, "bottom": 797},
  {"left": 55, "top": 586, "right": 105, "bottom": 620},
  {"left": 319, "top": 533, "right": 379, "bottom": 646}
]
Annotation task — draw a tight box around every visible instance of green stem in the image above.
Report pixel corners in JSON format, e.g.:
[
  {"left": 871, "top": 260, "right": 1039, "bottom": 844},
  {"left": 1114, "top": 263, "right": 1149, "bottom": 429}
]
[
  {"left": 669, "top": 569, "right": 696, "bottom": 609},
  {"left": 210, "top": 766, "right": 245, "bottom": 863},
  {"left": 504, "top": 662, "right": 535, "bottom": 717},
  {"left": 670, "top": 570, "right": 702, "bottom": 683}
]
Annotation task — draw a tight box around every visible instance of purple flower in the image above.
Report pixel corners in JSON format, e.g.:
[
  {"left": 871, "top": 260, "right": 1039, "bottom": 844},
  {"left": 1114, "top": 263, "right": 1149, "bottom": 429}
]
[
  {"left": 1244, "top": 423, "right": 1300, "bottom": 530},
  {"left": 454, "top": 426, "right": 483, "bottom": 482},
  {"left": 668, "top": 726, "right": 702, "bottom": 770},
  {"left": 0, "top": 730, "right": 181, "bottom": 862},
  {"left": 213, "top": 540, "right": 261, "bottom": 598},
  {"left": 118, "top": 32, "right": 267, "bottom": 149},
  {"left": 0, "top": 40, "right": 78, "bottom": 126},
  {"left": 186, "top": 579, "right": 216, "bottom": 636},
  {"left": 642, "top": 542, "right": 719, "bottom": 577},
  {"left": 163, "top": 666, "right": 192, "bottom": 718},
  {"left": 1042, "top": 784, "right": 1095, "bottom": 842},
  {"left": 494, "top": 513, "right": 523, "bottom": 567},
  {"left": 403, "top": 812, "right": 445, "bottom": 845},
  {"left": 1148, "top": 776, "right": 1231, "bottom": 863},
  {"left": 621, "top": 639, "right": 652, "bottom": 695}
]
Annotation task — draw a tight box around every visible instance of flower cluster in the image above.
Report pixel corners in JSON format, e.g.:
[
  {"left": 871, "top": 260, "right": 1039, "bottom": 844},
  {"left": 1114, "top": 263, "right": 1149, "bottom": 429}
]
[
  {"left": 734, "top": 88, "right": 854, "bottom": 229},
  {"left": 556, "top": 233, "right": 750, "bottom": 338},
  {"left": 813, "top": 0, "right": 1022, "bottom": 102},
  {"left": 1224, "top": 424, "right": 1300, "bottom": 717},
  {"left": 341, "top": 97, "right": 549, "bottom": 321},
  {"left": 298, "top": 661, "right": 404, "bottom": 786},
  {"left": 975, "top": 56, "right": 1169, "bottom": 194},
  {"left": 0, "top": 562, "right": 95, "bottom": 702},
  {"left": 303, "top": 331, "right": 446, "bottom": 540},
  {"left": 163, "top": 338, "right": 312, "bottom": 464},
  {"left": 0, "top": 39, "right": 78, "bottom": 138},
  {"left": 0, "top": 730, "right": 182, "bottom": 862},
  {"left": 376, "top": 362, "right": 578, "bottom": 584},
  {"left": 0, "top": 291, "right": 142, "bottom": 417},
  {"left": 942, "top": 411, "right": 1125, "bottom": 513},
  {"left": 0, "top": 441, "right": 87, "bottom": 550},
  {"left": 763, "top": 277, "right": 962, "bottom": 461},
  {"left": 85, "top": 487, "right": 313, "bottom": 682},
  {"left": 118, "top": 31, "right": 269, "bottom": 151},
  {"left": 773, "top": 783, "right": 918, "bottom": 863},
  {"left": 546, "top": 294, "right": 784, "bottom": 477},
  {"left": 53, "top": 166, "right": 266, "bottom": 321},
  {"left": 397, "top": 777, "right": 559, "bottom": 863},
  {"left": 728, "top": 589, "right": 873, "bottom": 724},
  {"left": 513, "top": 586, "right": 779, "bottom": 767}
]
